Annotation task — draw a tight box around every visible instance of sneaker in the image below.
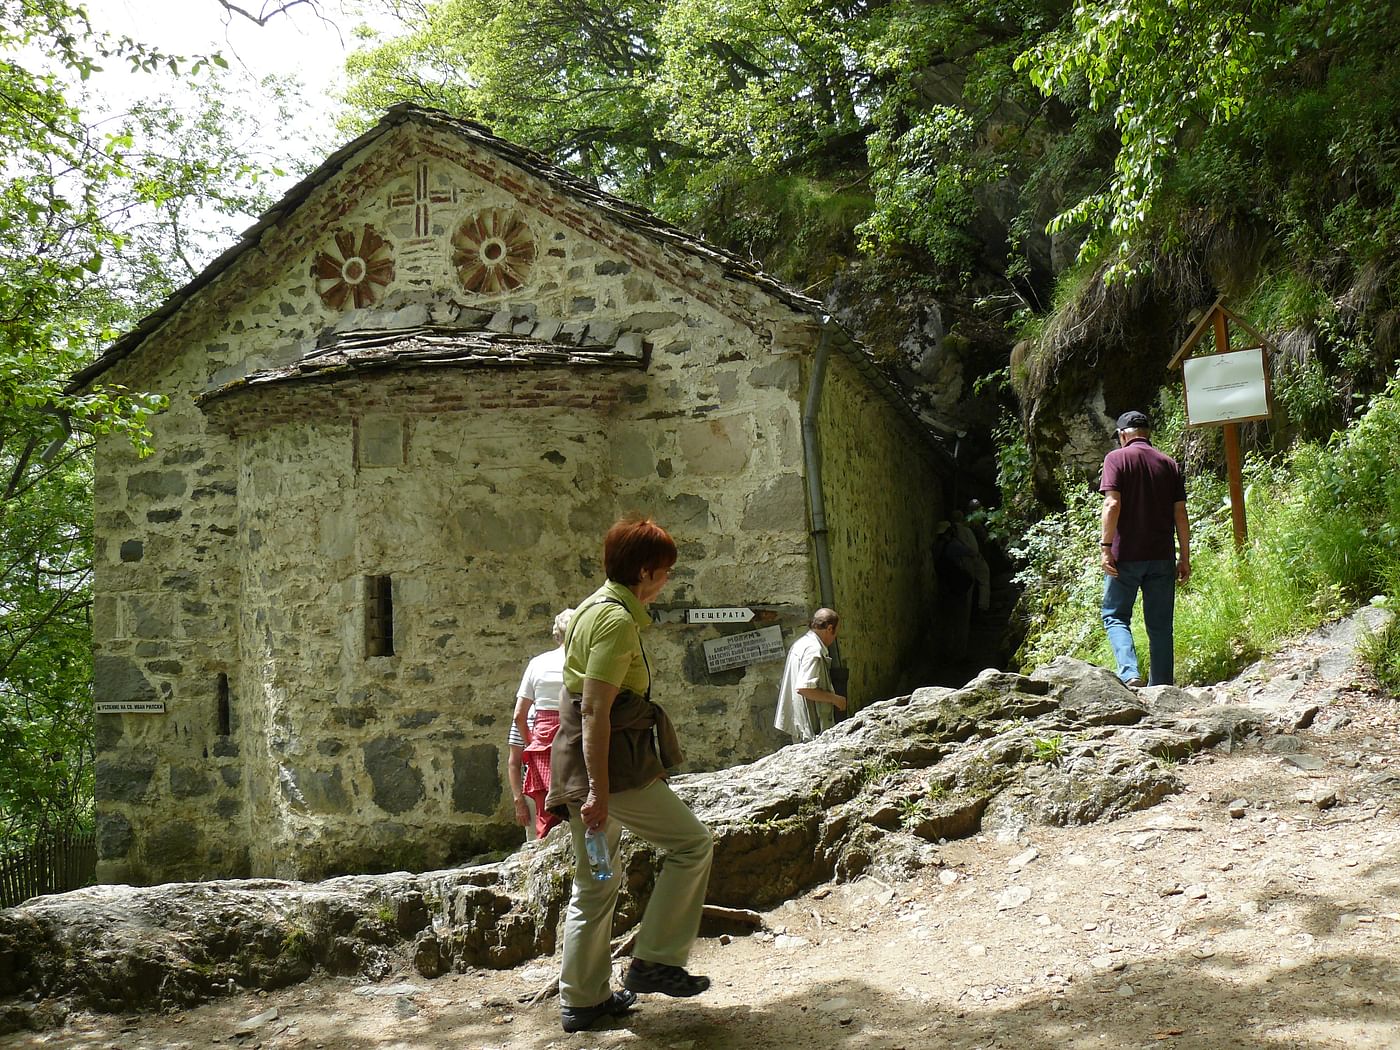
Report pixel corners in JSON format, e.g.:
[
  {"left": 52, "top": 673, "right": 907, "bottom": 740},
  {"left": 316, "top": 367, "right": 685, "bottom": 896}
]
[
  {"left": 623, "top": 959, "right": 710, "bottom": 997},
  {"left": 1123, "top": 677, "right": 1145, "bottom": 689},
  {"left": 560, "top": 989, "right": 636, "bottom": 1033}
]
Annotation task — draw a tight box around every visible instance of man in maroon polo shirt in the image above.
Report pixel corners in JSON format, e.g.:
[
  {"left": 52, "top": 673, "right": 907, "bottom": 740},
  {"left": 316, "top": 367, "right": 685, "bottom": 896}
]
[{"left": 1099, "top": 410, "right": 1191, "bottom": 686}]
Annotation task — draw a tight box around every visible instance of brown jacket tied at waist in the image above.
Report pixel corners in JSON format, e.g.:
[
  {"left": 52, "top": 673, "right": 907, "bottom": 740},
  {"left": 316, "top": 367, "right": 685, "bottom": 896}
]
[{"left": 546, "top": 688, "right": 683, "bottom": 812}]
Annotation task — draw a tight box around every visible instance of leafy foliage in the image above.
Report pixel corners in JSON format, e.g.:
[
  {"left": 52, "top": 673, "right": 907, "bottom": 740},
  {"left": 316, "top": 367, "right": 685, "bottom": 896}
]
[
  {"left": 1018, "top": 1, "right": 1399, "bottom": 268},
  {"left": 1010, "top": 478, "right": 1110, "bottom": 672},
  {"left": 1, "top": 2, "right": 169, "bottom": 470},
  {"left": 0, "top": 458, "right": 93, "bottom": 841},
  {"left": 345, "top": 0, "right": 1070, "bottom": 286},
  {"left": 1358, "top": 592, "right": 1400, "bottom": 694},
  {"left": 1, "top": 0, "right": 288, "bottom": 841},
  {"left": 652, "top": 0, "right": 863, "bottom": 171},
  {"left": 344, "top": 0, "right": 681, "bottom": 203}
]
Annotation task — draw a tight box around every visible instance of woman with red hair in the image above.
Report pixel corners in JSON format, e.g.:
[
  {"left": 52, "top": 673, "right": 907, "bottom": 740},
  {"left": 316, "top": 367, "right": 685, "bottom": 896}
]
[{"left": 546, "top": 515, "right": 713, "bottom": 1033}]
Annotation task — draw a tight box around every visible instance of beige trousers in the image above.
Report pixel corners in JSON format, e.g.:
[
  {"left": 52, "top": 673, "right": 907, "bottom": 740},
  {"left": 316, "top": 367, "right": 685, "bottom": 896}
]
[{"left": 559, "top": 779, "right": 713, "bottom": 1007}]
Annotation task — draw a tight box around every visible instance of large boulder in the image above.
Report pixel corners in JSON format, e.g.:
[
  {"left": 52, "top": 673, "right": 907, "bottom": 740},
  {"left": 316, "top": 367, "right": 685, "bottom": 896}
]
[{"left": 0, "top": 659, "right": 1261, "bottom": 1030}]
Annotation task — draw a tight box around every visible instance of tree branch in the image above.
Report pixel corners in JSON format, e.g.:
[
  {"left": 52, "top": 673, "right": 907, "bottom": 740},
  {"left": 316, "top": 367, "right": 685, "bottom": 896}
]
[{"left": 212, "top": 0, "right": 322, "bottom": 26}]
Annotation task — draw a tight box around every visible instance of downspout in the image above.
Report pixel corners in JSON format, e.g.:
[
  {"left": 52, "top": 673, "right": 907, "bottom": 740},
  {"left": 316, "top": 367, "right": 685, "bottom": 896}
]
[
  {"left": 800, "top": 317, "right": 848, "bottom": 705},
  {"left": 802, "top": 318, "right": 837, "bottom": 612}
]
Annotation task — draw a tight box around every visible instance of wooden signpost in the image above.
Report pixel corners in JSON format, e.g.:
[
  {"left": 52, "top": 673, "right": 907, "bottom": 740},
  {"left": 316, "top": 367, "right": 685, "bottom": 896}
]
[{"left": 1168, "top": 297, "right": 1275, "bottom": 550}]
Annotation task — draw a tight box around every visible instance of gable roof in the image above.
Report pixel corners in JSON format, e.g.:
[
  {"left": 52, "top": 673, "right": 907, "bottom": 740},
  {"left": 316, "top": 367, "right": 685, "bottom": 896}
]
[{"left": 69, "top": 104, "right": 949, "bottom": 465}]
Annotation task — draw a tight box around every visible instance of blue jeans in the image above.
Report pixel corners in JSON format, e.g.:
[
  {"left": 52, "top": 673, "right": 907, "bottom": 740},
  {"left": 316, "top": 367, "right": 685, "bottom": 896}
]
[{"left": 1101, "top": 559, "right": 1176, "bottom": 685}]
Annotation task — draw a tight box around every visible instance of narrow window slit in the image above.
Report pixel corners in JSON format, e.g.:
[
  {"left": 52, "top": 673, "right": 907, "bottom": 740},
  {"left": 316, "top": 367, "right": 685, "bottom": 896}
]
[
  {"left": 217, "top": 673, "right": 231, "bottom": 736},
  {"left": 365, "top": 574, "right": 395, "bottom": 657}
]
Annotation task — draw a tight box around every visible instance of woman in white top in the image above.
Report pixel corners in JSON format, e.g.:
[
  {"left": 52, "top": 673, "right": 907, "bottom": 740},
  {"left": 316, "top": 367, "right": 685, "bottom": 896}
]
[{"left": 508, "top": 607, "right": 574, "bottom": 839}]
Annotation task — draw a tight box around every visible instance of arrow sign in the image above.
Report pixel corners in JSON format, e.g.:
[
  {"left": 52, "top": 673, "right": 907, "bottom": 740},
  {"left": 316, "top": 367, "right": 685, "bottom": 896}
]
[{"left": 687, "top": 607, "right": 755, "bottom": 624}]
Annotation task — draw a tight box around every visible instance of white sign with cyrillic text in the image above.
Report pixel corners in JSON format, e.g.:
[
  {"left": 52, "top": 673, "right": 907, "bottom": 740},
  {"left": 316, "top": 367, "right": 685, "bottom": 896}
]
[
  {"left": 687, "top": 607, "right": 755, "bottom": 623},
  {"left": 702, "top": 625, "right": 785, "bottom": 673}
]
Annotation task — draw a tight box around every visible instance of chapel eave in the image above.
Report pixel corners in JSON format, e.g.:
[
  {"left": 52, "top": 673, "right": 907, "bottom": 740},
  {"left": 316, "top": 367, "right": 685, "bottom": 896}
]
[{"left": 194, "top": 325, "right": 647, "bottom": 409}]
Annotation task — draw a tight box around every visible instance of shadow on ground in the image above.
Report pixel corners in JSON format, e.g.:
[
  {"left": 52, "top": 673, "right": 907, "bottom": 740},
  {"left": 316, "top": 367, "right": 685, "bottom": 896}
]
[{"left": 12, "top": 935, "right": 1397, "bottom": 1050}]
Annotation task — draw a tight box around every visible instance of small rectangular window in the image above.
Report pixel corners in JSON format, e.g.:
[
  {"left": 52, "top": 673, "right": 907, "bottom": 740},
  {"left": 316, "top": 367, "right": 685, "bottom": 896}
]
[{"left": 365, "top": 574, "right": 395, "bottom": 657}]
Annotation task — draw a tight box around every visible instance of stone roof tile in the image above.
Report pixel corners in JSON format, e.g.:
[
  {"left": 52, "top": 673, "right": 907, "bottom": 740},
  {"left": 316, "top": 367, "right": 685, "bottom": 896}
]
[{"left": 196, "top": 325, "right": 644, "bottom": 408}]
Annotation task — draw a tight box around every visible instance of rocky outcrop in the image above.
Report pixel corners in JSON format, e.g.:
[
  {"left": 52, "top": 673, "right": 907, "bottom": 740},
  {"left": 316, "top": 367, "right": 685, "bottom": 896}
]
[{"left": 0, "top": 659, "right": 1262, "bottom": 1031}]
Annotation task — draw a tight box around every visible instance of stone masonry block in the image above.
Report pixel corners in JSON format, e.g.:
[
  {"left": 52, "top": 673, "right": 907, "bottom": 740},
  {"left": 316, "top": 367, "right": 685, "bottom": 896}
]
[
  {"left": 126, "top": 471, "right": 188, "bottom": 500},
  {"left": 94, "top": 655, "right": 158, "bottom": 705},
  {"left": 95, "top": 813, "right": 133, "bottom": 860},
  {"left": 145, "top": 820, "right": 202, "bottom": 873},
  {"left": 609, "top": 429, "right": 655, "bottom": 479},
  {"left": 170, "top": 767, "right": 214, "bottom": 798},
  {"left": 742, "top": 473, "right": 806, "bottom": 532},
  {"left": 678, "top": 416, "right": 751, "bottom": 476},
  {"left": 363, "top": 737, "right": 425, "bottom": 815},
  {"left": 452, "top": 743, "right": 501, "bottom": 815},
  {"left": 96, "top": 754, "right": 157, "bottom": 803}
]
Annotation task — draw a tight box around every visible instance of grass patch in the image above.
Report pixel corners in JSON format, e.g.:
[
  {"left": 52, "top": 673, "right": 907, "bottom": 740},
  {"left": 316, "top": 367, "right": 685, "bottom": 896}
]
[
  {"left": 1031, "top": 734, "right": 1065, "bottom": 765},
  {"left": 1357, "top": 593, "right": 1400, "bottom": 691}
]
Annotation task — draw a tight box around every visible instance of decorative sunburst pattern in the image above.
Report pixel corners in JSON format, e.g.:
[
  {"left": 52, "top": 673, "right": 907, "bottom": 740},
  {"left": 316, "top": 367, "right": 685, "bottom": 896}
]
[
  {"left": 451, "top": 209, "right": 536, "bottom": 295},
  {"left": 312, "top": 226, "right": 395, "bottom": 310}
]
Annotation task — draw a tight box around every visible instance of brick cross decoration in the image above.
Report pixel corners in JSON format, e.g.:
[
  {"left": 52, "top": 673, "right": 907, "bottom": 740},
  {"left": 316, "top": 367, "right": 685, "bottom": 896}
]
[{"left": 388, "top": 161, "right": 460, "bottom": 242}]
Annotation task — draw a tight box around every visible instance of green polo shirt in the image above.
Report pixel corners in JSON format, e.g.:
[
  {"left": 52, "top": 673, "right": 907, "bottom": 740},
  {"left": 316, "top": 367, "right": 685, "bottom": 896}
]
[{"left": 562, "top": 580, "right": 651, "bottom": 696}]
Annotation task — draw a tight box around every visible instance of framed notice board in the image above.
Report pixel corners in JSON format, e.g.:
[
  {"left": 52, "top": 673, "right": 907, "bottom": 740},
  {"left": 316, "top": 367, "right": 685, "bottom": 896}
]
[{"left": 1182, "top": 346, "right": 1271, "bottom": 427}]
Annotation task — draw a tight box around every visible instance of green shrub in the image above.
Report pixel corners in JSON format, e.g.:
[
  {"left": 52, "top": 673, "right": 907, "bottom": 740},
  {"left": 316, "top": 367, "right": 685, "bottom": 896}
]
[
  {"left": 1358, "top": 596, "right": 1400, "bottom": 691},
  {"left": 1011, "top": 480, "right": 1109, "bottom": 671}
]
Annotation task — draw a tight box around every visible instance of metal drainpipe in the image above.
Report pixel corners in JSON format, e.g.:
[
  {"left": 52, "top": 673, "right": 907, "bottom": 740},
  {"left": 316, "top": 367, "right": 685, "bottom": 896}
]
[{"left": 800, "top": 317, "right": 845, "bottom": 693}]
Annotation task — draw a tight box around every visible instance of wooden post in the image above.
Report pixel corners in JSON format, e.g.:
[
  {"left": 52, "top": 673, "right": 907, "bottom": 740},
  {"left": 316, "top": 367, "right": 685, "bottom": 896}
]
[
  {"left": 1174, "top": 298, "right": 1275, "bottom": 553},
  {"left": 1223, "top": 423, "right": 1246, "bottom": 549},
  {"left": 1211, "top": 309, "right": 1248, "bottom": 549}
]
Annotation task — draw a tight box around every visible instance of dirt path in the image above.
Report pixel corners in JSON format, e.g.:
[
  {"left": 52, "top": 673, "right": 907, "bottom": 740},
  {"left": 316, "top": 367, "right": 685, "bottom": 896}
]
[{"left": 7, "top": 636, "right": 1400, "bottom": 1050}]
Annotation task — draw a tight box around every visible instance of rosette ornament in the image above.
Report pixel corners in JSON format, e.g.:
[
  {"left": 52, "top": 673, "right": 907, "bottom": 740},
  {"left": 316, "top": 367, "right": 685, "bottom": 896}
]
[
  {"left": 313, "top": 226, "right": 395, "bottom": 310},
  {"left": 452, "top": 209, "right": 536, "bottom": 295}
]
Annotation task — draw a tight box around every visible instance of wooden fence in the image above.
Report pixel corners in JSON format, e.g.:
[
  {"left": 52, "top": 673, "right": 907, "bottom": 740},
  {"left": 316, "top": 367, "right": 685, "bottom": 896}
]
[{"left": 0, "top": 826, "right": 96, "bottom": 909}]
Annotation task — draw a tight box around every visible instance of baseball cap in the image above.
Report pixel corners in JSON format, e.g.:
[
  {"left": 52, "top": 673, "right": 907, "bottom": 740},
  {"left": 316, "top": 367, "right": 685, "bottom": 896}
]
[{"left": 1116, "top": 410, "right": 1150, "bottom": 430}]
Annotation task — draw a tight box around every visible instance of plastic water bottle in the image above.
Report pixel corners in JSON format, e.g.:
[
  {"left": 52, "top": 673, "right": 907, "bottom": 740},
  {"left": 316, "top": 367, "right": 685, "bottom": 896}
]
[{"left": 583, "top": 827, "right": 613, "bottom": 881}]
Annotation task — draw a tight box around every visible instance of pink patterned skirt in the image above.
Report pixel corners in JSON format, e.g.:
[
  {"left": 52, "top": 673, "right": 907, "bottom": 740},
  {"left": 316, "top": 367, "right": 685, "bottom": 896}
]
[{"left": 522, "top": 709, "right": 561, "bottom": 837}]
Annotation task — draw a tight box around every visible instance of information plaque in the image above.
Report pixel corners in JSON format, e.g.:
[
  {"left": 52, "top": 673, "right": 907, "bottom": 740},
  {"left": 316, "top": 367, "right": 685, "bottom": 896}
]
[
  {"left": 95, "top": 701, "right": 167, "bottom": 715},
  {"left": 702, "top": 626, "right": 785, "bottom": 674},
  {"left": 1183, "top": 347, "right": 1270, "bottom": 426}
]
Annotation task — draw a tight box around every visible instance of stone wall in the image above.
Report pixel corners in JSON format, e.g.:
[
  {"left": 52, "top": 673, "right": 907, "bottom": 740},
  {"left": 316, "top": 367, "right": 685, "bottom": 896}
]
[
  {"left": 92, "top": 121, "right": 843, "bottom": 883},
  {"left": 816, "top": 345, "right": 944, "bottom": 707},
  {"left": 93, "top": 338, "right": 244, "bottom": 883},
  {"left": 229, "top": 373, "right": 625, "bottom": 878}
]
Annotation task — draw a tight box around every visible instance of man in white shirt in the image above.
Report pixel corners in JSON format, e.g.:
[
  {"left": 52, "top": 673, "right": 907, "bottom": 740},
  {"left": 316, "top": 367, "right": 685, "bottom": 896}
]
[{"left": 774, "top": 608, "right": 847, "bottom": 744}]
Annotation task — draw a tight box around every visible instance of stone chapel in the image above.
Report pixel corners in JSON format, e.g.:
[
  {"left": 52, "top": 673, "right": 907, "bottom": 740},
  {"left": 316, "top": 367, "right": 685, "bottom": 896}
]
[{"left": 78, "top": 105, "right": 953, "bottom": 885}]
